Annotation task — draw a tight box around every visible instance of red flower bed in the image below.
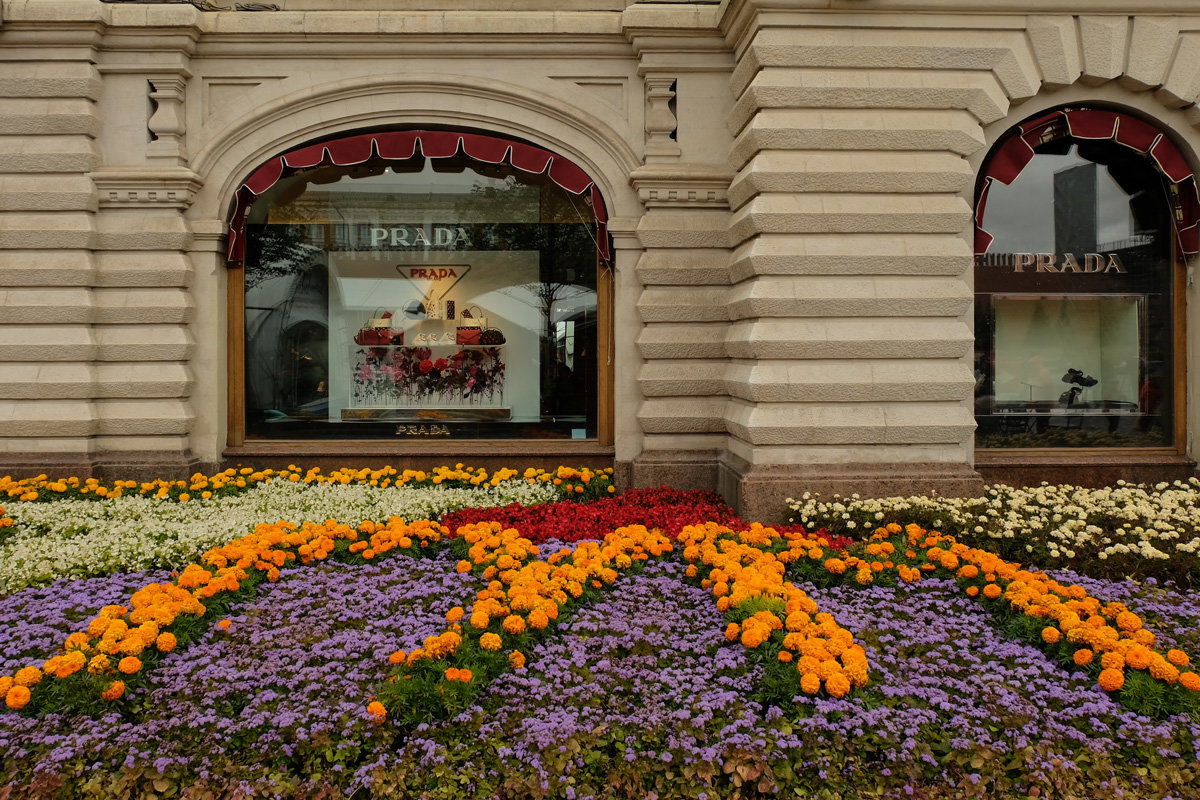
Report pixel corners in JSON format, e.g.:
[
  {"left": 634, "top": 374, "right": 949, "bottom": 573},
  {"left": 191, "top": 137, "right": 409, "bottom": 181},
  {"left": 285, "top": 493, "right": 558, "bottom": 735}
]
[{"left": 440, "top": 486, "right": 851, "bottom": 548}]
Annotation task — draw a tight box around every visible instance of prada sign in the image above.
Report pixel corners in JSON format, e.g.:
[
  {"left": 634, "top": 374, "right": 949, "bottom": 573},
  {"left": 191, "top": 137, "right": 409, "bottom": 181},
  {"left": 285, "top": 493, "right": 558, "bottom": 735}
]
[
  {"left": 985, "top": 252, "right": 1128, "bottom": 274},
  {"left": 368, "top": 225, "right": 473, "bottom": 249}
]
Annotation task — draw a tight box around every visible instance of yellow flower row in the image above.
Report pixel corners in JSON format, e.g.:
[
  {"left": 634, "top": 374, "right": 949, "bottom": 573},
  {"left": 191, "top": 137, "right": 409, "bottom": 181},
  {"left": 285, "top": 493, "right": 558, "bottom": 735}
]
[
  {"left": 903, "top": 524, "right": 1200, "bottom": 696},
  {"left": 2, "top": 516, "right": 447, "bottom": 713},
  {"left": 0, "top": 464, "right": 608, "bottom": 503},
  {"left": 678, "top": 522, "right": 869, "bottom": 699},
  {"left": 373, "top": 521, "right": 672, "bottom": 722}
]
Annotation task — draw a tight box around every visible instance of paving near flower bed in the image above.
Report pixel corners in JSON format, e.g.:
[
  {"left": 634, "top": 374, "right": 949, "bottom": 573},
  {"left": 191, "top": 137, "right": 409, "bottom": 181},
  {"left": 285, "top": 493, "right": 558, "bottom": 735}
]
[{"left": 0, "top": 466, "right": 1198, "bottom": 799}]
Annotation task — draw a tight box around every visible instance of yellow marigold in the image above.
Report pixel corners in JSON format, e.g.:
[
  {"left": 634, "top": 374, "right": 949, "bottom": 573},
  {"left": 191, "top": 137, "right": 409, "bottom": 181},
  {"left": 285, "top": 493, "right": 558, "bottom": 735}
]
[
  {"left": 14, "top": 667, "right": 42, "bottom": 688},
  {"left": 982, "top": 584, "right": 1002, "bottom": 600},
  {"left": 825, "top": 672, "right": 851, "bottom": 698},
  {"left": 88, "top": 654, "right": 111, "bottom": 675},
  {"left": 119, "top": 637, "right": 144, "bottom": 657},
  {"left": 1097, "top": 668, "right": 1124, "bottom": 692},
  {"left": 509, "top": 651, "right": 526, "bottom": 670},
  {"left": 5, "top": 685, "right": 31, "bottom": 710},
  {"left": 1167, "top": 649, "right": 1190, "bottom": 667},
  {"left": 101, "top": 681, "right": 125, "bottom": 701},
  {"left": 1179, "top": 671, "right": 1200, "bottom": 692},
  {"left": 480, "top": 632, "right": 503, "bottom": 651},
  {"left": 855, "top": 569, "right": 873, "bottom": 586},
  {"left": 366, "top": 700, "right": 387, "bottom": 720},
  {"left": 1073, "top": 649, "right": 1094, "bottom": 666},
  {"left": 117, "top": 656, "right": 142, "bottom": 675},
  {"left": 799, "top": 672, "right": 821, "bottom": 695}
]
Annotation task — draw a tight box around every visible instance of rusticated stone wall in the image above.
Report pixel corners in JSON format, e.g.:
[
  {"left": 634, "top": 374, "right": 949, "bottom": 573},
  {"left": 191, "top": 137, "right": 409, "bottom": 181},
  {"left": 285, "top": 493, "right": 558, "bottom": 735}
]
[{"left": 2, "top": 0, "right": 1200, "bottom": 516}]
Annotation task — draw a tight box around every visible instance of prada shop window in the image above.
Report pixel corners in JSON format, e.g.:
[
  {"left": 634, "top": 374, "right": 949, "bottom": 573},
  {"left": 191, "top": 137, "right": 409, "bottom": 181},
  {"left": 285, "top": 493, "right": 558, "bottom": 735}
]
[
  {"left": 974, "top": 120, "right": 1182, "bottom": 449},
  {"left": 240, "top": 143, "right": 602, "bottom": 441}
]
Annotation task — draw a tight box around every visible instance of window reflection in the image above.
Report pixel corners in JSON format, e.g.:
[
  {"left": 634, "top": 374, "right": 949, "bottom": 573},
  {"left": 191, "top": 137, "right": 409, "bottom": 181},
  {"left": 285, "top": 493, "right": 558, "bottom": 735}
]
[
  {"left": 243, "top": 153, "right": 600, "bottom": 441},
  {"left": 975, "top": 140, "right": 1175, "bottom": 448}
]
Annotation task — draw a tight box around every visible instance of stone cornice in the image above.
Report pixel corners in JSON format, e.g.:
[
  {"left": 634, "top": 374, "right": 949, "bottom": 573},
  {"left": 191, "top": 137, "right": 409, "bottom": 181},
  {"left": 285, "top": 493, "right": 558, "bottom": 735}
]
[
  {"left": 631, "top": 164, "right": 732, "bottom": 208},
  {"left": 91, "top": 167, "right": 204, "bottom": 209}
]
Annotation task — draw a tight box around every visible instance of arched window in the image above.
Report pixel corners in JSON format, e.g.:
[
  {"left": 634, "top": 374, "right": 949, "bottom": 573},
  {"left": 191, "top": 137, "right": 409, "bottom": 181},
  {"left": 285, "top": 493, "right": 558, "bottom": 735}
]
[
  {"left": 974, "top": 108, "right": 1196, "bottom": 450},
  {"left": 226, "top": 129, "right": 611, "bottom": 447}
]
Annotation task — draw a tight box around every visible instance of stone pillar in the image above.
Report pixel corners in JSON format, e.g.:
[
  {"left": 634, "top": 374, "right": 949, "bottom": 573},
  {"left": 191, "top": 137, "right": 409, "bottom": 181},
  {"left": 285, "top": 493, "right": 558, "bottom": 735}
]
[
  {"left": 0, "top": 0, "right": 104, "bottom": 475},
  {"left": 718, "top": 1, "right": 991, "bottom": 519},
  {"left": 623, "top": 3, "right": 735, "bottom": 491}
]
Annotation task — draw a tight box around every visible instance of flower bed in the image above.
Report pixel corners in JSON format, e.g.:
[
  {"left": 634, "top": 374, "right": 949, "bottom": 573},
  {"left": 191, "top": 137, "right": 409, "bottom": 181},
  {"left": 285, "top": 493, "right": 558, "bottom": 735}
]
[{"left": 0, "top": 468, "right": 1198, "bottom": 799}]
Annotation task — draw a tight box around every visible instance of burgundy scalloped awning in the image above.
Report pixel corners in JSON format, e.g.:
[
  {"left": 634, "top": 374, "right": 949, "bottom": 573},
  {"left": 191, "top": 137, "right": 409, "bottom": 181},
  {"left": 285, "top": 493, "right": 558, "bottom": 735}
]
[
  {"left": 975, "top": 108, "right": 1200, "bottom": 256},
  {"left": 226, "top": 130, "right": 610, "bottom": 262}
]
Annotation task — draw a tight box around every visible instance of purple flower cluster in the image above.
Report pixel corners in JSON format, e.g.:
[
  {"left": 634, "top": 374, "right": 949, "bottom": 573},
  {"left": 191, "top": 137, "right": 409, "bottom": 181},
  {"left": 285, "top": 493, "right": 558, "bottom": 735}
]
[
  {"left": 0, "top": 569, "right": 172, "bottom": 674},
  {"left": 1, "top": 551, "right": 478, "bottom": 795}
]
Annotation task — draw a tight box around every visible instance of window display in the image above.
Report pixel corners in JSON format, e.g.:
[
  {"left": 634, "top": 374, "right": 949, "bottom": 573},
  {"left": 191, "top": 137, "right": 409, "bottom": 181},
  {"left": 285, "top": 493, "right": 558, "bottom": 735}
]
[
  {"left": 973, "top": 108, "right": 1194, "bottom": 449},
  {"left": 237, "top": 130, "right": 606, "bottom": 441}
]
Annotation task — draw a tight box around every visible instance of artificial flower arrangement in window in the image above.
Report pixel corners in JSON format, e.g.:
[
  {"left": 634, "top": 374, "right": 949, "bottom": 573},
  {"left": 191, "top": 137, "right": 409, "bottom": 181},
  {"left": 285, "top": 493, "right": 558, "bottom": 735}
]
[{"left": 352, "top": 346, "right": 505, "bottom": 406}]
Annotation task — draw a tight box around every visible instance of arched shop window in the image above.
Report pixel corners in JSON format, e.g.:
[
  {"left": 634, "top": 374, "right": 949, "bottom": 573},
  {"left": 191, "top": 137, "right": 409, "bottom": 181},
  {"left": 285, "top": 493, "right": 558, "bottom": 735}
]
[
  {"left": 226, "top": 129, "right": 610, "bottom": 444},
  {"left": 974, "top": 107, "right": 1197, "bottom": 450}
]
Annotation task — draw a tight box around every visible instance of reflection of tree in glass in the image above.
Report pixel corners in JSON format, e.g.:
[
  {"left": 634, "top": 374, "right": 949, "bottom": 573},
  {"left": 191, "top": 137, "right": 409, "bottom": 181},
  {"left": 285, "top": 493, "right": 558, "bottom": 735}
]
[
  {"left": 454, "top": 178, "right": 599, "bottom": 416},
  {"left": 245, "top": 225, "right": 323, "bottom": 289}
]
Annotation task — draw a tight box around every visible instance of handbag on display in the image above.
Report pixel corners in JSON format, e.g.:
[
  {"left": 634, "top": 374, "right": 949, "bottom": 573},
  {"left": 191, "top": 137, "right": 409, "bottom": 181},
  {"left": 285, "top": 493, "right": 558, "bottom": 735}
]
[
  {"left": 353, "top": 310, "right": 403, "bottom": 346},
  {"left": 480, "top": 326, "right": 506, "bottom": 345},
  {"left": 456, "top": 326, "right": 482, "bottom": 346}
]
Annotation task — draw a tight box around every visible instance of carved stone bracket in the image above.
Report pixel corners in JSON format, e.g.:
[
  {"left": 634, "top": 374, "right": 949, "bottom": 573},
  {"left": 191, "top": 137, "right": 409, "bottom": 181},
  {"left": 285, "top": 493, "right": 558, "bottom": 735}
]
[
  {"left": 91, "top": 168, "right": 204, "bottom": 210},
  {"left": 148, "top": 73, "right": 191, "bottom": 163},
  {"left": 631, "top": 164, "right": 732, "bottom": 209},
  {"left": 644, "top": 76, "right": 680, "bottom": 160}
]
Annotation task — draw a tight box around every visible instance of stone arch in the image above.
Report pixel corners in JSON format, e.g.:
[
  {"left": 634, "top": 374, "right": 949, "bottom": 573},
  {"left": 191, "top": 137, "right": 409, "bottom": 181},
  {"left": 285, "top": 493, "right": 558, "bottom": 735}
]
[{"left": 188, "top": 72, "right": 643, "bottom": 232}]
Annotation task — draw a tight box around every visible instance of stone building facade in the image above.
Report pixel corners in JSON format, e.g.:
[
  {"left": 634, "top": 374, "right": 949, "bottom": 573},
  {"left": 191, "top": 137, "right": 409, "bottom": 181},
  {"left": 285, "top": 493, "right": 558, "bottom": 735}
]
[{"left": 2, "top": 0, "right": 1199, "bottom": 519}]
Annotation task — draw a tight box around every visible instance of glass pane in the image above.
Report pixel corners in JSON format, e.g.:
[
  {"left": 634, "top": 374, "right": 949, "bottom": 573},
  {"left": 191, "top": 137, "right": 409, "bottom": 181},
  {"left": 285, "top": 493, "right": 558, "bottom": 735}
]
[
  {"left": 244, "top": 150, "right": 600, "bottom": 441},
  {"left": 975, "top": 140, "right": 1174, "bottom": 448}
]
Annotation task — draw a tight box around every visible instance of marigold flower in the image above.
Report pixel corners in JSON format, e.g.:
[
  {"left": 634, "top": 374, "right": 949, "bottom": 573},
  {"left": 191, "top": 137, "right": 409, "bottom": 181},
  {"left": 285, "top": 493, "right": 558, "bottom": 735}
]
[
  {"left": 216, "top": 619, "right": 232, "bottom": 631},
  {"left": 5, "top": 685, "right": 31, "bottom": 710},
  {"left": 528, "top": 609, "right": 550, "bottom": 630},
  {"left": 117, "top": 656, "right": 142, "bottom": 675},
  {"left": 777, "top": 651, "right": 793, "bottom": 663},
  {"left": 1098, "top": 668, "right": 1124, "bottom": 692},
  {"left": 509, "top": 651, "right": 526, "bottom": 669},
  {"left": 88, "top": 654, "right": 111, "bottom": 674},
  {"left": 480, "top": 632, "right": 503, "bottom": 651},
  {"left": 1041, "top": 627, "right": 1061, "bottom": 645},
  {"left": 1073, "top": 649, "right": 1094, "bottom": 666},
  {"left": 14, "top": 667, "right": 42, "bottom": 688},
  {"left": 445, "top": 606, "right": 465, "bottom": 624},
  {"left": 1180, "top": 671, "right": 1200, "bottom": 692},
  {"left": 965, "top": 586, "right": 980, "bottom": 597},
  {"left": 366, "top": 701, "right": 387, "bottom": 720},
  {"left": 1167, "top": 649, "right": 1190, "bottom": 667},
  {"left": 101, "top": 681, "right": 125, "bottom": 701},
  {"left": 1115, "top": 611, "right": 1142, "bottom": 632},
  {"left": 1125, "top": 646, "right": 1152, "bottom": 671},
  {"left": 1100, "top": 651, "right": 1124, "bottom": 671},
  {"left": 388, "top": 650, "right": 406, "bottom": 665},
  {"left": 982, "top": 584, "right": 1002, "bottom": 600},
  {"left": 825, "top": 672, "right": 851, "bottom": 698},
  {"left": 799, "top": 672, "right": 821, "bottom": 695},
  {"left": 502, "top": 615, "right": 526, "bottom": 635}
]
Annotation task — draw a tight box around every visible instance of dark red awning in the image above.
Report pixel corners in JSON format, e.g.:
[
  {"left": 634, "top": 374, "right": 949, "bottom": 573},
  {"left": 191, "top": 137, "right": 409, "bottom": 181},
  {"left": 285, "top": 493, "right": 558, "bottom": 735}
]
[
  {"left": 975, "top": 108, "right": 1199, "bottom": 255},
  {"left": 227, "top": 130, "right": 610, "bottom": 262}
]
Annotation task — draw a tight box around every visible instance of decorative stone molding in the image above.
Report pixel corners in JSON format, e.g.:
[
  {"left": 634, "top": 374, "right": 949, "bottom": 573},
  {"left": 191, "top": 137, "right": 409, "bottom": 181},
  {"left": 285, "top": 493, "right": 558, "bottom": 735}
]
[
  {"left": 643, "top": 76, "right": 680, "bottom": 159},
  {"left": 91, "top": 168, "right": 204, "bottom": 209},
  {"left": 630, "top": 164, "right": 732, "bottom": 208},
  {"left": 147, "top": 72, "right": 191, "bottom": 163}
]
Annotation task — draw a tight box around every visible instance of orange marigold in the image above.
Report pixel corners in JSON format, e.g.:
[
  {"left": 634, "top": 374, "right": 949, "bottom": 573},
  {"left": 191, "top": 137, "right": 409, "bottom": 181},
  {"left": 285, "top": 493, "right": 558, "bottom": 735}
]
[
  {"left": 1073, "top": 649, "right": 1094, "bottom": 666},
  {"left": 502, "top": 615, "right": 526, "bottom": 635},
  {"left": 155, "top": 633, "right": 177, "bottom": 653},
  {"left": 14, "top": 667, "right": 42, "bottom": 687},
  {"left": 825, "top": 672, "right": 851, "bottom": 698},
  {"left": 5, "top": 685, "right": 31, "bottom": 710},
  {"left": 799, "top": 672, "right": 821, "bottom": 695},
  {"left": 509, "top": 651, "right": 526, "bottom": 670},
  {"left": 983, "top": 584, "right": 1002, "bottom": 600},
  {"left": 1167, "top": 649, "right": 1190, "bottom": 667},
  {"left": 445, "top": 606, "right": 465, "bottom": 624},
  {"left": 117, "top": 656, "right": 142, "bottom": 675},
  {"left": 1097, "top": 668, "right": 1124, "bottom": 692},
  {"left": 388, "top": 650, "right": 406, "bottom": 665},
  {"left": 1041, "top": 627, "right": 1061, "bottom": 645},
  {"left": 101, "top": 681, "right": 125, "bottom": 701},
  {"left": 366, "top": 700, "right": 386, "bottom": 720},
  {"left": 480, "top": 632, "right": 503, "bottom": 651},
  {"left": 1179, "top": 671, "right": 1200, "bottom": 692}
]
